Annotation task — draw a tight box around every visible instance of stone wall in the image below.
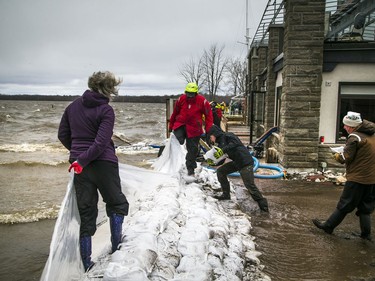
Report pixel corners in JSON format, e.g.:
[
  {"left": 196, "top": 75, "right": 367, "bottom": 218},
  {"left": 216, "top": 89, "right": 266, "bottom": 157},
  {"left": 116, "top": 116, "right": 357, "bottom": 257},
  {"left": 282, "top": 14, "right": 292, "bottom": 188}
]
[
  {"left": 249, "top": 46, "right": 268, "bottom": 92},
  {"left": 265, "top": 25, "right": 284, "bottom": 155},
  {"left": 249, "top": 48, "right": 259, "bottom": 92},
  {"left": 278, "top": 0, "right": 325, "bottom": 169}
]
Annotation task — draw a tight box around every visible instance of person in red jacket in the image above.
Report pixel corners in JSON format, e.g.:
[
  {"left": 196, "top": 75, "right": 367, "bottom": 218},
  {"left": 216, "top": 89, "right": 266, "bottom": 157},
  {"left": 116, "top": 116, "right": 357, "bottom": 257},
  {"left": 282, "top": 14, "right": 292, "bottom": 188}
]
[
  {"left": 210, "top": 101, "right": 223, "bottom": 128},
  {"left": 169, "top": 82, "right": 213, "bottom": 175}
]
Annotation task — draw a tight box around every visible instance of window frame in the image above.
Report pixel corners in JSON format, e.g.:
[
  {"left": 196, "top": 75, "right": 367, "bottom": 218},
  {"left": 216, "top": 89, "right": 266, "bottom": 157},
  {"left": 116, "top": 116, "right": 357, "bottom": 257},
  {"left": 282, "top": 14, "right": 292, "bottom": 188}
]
[{"left": 336, "top": 82, "right": 375, "bottom": 143}]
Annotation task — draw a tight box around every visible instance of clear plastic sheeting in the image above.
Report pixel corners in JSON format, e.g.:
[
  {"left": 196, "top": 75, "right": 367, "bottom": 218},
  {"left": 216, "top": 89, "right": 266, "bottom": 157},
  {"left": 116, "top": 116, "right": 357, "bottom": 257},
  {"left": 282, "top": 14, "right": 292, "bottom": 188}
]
[
  {"left": 83, "top": 136, "right": 269, "bottom": 280},
  {"left": 40, "top": 173, "right": 84, "bottom": 281},
  {"left": 151, "top": 133, "right": 186, "bottom": 175},
  {"left": 41, "top": 134, "right": 269, "bottom": 281}
]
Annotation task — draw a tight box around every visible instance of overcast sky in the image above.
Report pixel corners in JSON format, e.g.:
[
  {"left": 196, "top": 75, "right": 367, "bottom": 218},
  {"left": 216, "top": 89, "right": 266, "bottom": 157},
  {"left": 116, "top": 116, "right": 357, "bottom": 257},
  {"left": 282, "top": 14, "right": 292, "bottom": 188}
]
[{"left": 0, "top": 0, "right": 268, "bottom": 96}]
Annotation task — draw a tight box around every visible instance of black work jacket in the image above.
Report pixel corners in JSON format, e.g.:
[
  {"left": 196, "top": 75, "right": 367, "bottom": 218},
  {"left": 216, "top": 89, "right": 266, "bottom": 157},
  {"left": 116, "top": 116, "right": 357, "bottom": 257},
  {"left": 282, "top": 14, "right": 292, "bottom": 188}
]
[{"left": 210, "top": 125, "right": 253, "bottom": 170}]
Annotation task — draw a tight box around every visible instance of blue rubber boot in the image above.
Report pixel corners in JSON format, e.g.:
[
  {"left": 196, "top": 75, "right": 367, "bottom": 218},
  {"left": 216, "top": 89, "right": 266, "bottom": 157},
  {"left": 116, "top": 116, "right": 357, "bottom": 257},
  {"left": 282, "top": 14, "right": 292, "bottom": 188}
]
[
  {"left": 110, "top": 214, "right": 124, "bottom": 253},
  {"left": 79, "top": 236, "right": 94, "bottom": 271}
]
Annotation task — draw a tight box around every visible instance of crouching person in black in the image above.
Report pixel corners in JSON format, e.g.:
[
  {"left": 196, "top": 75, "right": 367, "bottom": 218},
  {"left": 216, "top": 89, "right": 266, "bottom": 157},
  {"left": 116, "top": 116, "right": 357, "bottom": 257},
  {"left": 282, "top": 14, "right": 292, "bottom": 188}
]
[{"left": 207, "top": 125, "right": 269, "bottom": 212}]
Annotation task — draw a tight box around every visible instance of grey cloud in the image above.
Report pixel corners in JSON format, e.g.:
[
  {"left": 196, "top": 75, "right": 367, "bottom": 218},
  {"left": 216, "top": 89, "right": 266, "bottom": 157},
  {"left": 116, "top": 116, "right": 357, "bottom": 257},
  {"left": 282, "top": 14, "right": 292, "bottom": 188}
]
[{"left": 0, "top": 0, "right": 268, "bottom": 95}]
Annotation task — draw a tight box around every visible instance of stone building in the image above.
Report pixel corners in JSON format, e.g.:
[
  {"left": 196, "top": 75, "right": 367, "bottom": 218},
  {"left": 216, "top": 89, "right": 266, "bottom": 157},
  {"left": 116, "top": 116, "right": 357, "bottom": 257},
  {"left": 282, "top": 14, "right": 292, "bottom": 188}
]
[{"left": 248, "top": 0, "right": 375, "bottom": 171}]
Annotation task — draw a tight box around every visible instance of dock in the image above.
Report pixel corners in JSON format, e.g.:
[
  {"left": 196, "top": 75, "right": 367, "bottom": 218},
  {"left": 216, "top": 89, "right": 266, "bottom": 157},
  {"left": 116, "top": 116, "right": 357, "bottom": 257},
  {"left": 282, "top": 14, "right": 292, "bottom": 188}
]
[{"left": 222, "top": 115, "right": 251, "bottom": 146}]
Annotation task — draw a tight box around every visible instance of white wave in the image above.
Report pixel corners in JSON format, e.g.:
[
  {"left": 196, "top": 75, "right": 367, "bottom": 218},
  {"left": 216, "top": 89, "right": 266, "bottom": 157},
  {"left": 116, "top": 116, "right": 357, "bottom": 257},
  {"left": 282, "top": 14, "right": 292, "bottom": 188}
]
[
  {"left": 0, "top": 143, "right": 66, "bottom": 153},
  {"left": 0, "top": 203, "right": 60, "bottom": 224},
  {"left": 116, "top": 143, "right": 159, "bottom": 155}
]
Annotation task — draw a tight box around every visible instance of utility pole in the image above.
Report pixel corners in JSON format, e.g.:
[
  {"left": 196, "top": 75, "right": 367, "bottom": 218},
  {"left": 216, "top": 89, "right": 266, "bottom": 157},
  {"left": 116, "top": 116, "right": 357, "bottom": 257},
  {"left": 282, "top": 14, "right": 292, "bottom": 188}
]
[
  {"left": 238, "top": 0, "right": 251, "bottom": 49},
  {"left": 245, "top": 0, "right": 251, "bottom": 130},
  {"left": 245, "top": 0, "right": 250, "bottom": 49}
]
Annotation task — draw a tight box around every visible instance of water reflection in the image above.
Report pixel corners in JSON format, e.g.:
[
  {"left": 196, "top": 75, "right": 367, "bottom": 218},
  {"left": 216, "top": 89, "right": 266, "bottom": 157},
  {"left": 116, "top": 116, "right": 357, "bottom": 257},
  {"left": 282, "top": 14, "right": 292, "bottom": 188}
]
[{"left": 235, "top": 179, "right": 375, "bottom": 281}]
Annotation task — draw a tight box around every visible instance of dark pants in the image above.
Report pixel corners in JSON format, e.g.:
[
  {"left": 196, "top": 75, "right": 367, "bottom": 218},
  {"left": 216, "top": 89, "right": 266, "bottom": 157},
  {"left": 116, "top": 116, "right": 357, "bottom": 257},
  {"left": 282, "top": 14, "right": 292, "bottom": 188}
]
[
  {"left": 323, "top": 182, "right": 375, "bottom": 235},
  {"left": 73, "top": 160, "right": 129, "bottom": 237},
  {"left": 217, "top": 161, "right": 265, "bottom": 202},
  {"left": 174, "top": 126, "right": 200, "bottom": 173},
  {"left": 336, "top": 181, "right": 375, "bottom": 215}
]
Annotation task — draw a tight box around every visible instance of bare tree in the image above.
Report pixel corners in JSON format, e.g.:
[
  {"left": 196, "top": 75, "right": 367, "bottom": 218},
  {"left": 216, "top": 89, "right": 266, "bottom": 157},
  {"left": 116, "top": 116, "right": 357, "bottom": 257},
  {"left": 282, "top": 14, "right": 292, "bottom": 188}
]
[
  {"left": 201, "top": 44, "right": 228, "bottom": 101},
  {"left": 178, "top": 56, "right": 205, "bottom": 85},
  {"left": 226, "top": 58, "right": 247, "bottom": 96},
  {"left": 178, "top": 44, "right": 232, "bottom": 100}
]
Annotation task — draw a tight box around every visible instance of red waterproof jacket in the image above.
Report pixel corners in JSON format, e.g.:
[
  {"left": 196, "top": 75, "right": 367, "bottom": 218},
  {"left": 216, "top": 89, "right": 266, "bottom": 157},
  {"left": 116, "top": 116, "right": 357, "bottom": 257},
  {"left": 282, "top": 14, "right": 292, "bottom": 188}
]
[
  {"left": 169, "top": 93, "right": 213, "bottom": 138},
  {"left": 216, "top": 108, "right": 223, "bottom": 119}
]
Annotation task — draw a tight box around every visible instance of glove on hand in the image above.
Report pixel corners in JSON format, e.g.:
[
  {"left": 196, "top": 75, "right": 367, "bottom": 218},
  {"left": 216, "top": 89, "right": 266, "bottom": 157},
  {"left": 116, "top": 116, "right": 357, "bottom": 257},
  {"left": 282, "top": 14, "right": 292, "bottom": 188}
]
[
  {"left": 69, "top": 161, "right": 83, "bottom": 174},
  {"left": 214, "top": 148, "right": 224, "bottom": 159},
  {"left": 207, "top": 159, "right": 215, "bottom": 166}
]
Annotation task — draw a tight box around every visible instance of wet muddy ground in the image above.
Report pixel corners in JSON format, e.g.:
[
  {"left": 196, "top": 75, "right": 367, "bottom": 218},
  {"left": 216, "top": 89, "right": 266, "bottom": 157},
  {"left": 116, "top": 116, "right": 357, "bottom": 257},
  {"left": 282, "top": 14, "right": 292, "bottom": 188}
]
[
  {"left": 3, "top": 152, "right": 375, "bottom": 281},
  {"left": 233, "top": 178, "right": 375, "bottom": 281}
]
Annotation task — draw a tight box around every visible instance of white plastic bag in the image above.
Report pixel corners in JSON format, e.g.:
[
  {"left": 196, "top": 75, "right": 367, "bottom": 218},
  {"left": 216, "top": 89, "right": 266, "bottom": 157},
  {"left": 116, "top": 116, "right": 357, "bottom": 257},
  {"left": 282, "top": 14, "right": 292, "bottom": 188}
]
[
  {"left": 151, "top": 133, "right": 186, "bottom": 175},
  {"left": 330, "top": 146, "right": 344, "bottom": 154},
  {"left": 40, "top": 173, "right": 84, "bottom": 281},
  {"left": 203, "top": 146, "right": 227, "bottom": 165}
]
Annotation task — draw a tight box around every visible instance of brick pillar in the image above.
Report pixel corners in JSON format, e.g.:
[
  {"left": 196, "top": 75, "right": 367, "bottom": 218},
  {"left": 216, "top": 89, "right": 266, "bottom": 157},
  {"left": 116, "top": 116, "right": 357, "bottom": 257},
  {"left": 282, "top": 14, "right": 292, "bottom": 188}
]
[
  {"left": 252, "top": 46, "right": 267, "bottom": 138},
  {"left": 279, "top": 0, "right": 325, "bottom": 169},
  {"left": 249, "top": 46, "right": 267, "bottom": 92},
  {"left": 265, "top": 24, "right": 284, "bottom": 130},
  {"left": 257, "top": 47, "right": 268, "bottom": 90},
  {"left": 249, "top": 47, "right": 258, "bottom": 92}
]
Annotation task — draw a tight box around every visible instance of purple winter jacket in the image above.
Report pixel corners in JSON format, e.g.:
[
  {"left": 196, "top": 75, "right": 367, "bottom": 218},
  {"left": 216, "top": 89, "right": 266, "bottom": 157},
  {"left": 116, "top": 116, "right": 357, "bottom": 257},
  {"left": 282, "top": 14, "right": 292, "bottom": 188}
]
[{"left": 58, "top": 90, "right": 118, "bottom": 167}]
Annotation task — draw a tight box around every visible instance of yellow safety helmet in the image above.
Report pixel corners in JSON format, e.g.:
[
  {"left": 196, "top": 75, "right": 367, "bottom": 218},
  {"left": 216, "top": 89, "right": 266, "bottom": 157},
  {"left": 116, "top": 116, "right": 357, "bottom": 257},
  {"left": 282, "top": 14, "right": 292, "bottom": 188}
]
[{"left": 185, "top": 82, "right": 198, "bottom": 93}]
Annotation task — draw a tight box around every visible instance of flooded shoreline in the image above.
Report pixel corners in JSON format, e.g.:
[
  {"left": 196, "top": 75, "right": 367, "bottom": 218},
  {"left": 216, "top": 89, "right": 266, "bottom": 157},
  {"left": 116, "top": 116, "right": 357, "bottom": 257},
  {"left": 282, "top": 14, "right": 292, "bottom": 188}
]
[
  {"left": 2, "top": 150, "right": 375, "bottom": 280},
  {"left": 239, "top": 178, "right": 375, "bottom": 281}
]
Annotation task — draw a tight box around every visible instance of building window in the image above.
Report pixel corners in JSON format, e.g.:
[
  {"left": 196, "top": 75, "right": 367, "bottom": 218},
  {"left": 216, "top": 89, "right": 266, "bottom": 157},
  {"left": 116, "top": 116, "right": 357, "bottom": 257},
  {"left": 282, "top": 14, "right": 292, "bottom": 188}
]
[
  {"left": 337, "top": 83, "right": 375, "bottom": 142},
  {"left": 275, "top": 86, "right": 282, "bottom": 127},
  {"left": 249, "top": 90, "right": 266, "bottom": 143}
]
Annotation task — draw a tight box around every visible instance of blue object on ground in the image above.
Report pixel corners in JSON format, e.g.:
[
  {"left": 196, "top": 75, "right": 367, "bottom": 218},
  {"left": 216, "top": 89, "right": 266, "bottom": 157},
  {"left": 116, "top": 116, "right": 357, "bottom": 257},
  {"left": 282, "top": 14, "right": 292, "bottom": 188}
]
[{"left": 204, "top": 155, "right": 284, "bottom": 179}]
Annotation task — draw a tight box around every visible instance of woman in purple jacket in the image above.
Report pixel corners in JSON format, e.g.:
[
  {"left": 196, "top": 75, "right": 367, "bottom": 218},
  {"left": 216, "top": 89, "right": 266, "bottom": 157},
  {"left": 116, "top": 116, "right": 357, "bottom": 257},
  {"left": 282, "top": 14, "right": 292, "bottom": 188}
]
[{"left": 58, "top": 71, "right": 129, "bottom": 271}]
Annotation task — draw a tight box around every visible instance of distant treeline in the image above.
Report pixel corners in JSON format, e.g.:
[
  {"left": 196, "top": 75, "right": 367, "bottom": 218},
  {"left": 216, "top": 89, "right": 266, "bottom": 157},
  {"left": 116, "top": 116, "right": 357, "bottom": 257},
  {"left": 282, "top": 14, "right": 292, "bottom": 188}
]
[{"left": 0, "top": 94, "right": 232, "bottom": 104}]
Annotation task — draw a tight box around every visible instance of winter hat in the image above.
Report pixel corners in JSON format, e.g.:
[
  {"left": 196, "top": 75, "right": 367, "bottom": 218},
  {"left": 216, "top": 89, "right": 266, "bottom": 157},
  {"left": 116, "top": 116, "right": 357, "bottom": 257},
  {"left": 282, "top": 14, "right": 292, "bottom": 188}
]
[{"left": 343, "top": 111, "right": 362, "bottom": 127}]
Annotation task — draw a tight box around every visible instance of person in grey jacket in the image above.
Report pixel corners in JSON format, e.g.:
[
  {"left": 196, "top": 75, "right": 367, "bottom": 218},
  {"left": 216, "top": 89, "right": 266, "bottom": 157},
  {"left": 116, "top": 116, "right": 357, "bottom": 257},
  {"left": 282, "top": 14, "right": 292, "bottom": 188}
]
[
  {"left": 58, "top": 71, "right": 129, "bottom": 271},
  {"left": 206, "top": 124, "right": 269, "bottom": 212},
  {"left": 313, "top": 111, "right": 375, "bottom": 240}
]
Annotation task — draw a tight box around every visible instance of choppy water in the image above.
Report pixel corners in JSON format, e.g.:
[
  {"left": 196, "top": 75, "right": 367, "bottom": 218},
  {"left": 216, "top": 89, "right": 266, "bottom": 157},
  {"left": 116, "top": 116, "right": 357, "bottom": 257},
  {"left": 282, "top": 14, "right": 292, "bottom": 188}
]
[
  {"left": 0, "top": 99, "right": 165, "bottom": 280},
  {"left": 0, "top": 100, "right": 165, "bottom": 223}
]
